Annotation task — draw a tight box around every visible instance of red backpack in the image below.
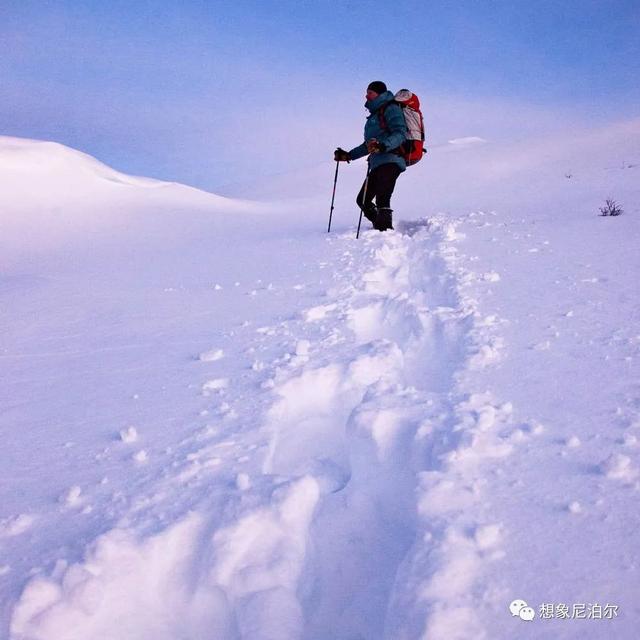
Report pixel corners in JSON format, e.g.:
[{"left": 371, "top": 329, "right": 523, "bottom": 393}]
[{"left": 378, "top": 89, "right": 426, "bottom": 166}]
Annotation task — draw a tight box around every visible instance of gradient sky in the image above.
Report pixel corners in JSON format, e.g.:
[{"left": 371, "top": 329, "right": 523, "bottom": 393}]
[{"left": 2, "top": 1, "right": 639, "bottom": 190}]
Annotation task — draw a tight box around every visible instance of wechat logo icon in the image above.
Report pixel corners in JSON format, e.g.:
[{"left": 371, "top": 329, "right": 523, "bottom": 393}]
[{"left": 510, "top": 599, "right": 535, "bottom": 621}]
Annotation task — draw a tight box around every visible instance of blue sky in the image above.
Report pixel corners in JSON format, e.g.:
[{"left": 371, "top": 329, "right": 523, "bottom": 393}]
[{"left": 2, "top": 1, "right": 639, "bottom": 190}]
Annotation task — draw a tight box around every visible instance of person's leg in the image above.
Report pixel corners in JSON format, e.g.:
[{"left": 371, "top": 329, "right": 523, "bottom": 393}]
[
  {"left": 372, "top": 163, "right": 401, "bottom": 230},
  {"left": 356, "top": 165, "right": 379, "bottom": 224},
  {"left": 372, "top": 163, "right": 401, "bottom": 209}
]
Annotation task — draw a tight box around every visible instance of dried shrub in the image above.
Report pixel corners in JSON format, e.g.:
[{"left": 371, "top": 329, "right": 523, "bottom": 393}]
[{"left": 599, "top": 199, "right": 623, "bottom": 216}]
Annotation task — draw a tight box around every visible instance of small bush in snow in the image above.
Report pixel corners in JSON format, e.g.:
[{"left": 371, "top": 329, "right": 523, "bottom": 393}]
[{"left": 599, "top": 199, "right": 623, "bottom": 217}]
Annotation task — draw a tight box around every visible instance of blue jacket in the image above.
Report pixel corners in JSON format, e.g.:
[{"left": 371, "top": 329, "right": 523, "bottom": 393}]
[{"left": 349, "top": 90, "right": 407, "bottom": 172}]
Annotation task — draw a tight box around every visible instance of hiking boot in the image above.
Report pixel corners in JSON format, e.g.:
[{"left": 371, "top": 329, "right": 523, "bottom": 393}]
[
  {"left": 375, "top": 207, "right": 393, "bottom": 231},
  {"left": 363, "top": 204, "right": 378, "bottom": 226}
]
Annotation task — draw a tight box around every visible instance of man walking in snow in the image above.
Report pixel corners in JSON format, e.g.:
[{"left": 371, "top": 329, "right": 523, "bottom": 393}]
[{"left": 335, "top": 81, "right": 407, "bottom": 231}]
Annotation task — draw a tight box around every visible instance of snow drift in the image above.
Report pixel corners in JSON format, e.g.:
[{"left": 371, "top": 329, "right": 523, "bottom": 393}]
[{"left": 1, "top": 128, "right": 640, "bottom": 639}]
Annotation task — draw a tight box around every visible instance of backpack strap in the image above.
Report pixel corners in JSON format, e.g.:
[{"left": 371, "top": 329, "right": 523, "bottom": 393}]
[
  {"left": 377, "top": 101, "right": 405, "bottom": 157},
  {"left": 377, "top": 101, "right": 396, "bottom": 132}
]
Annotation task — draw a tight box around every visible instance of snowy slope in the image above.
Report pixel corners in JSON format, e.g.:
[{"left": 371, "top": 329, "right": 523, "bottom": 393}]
[
  {"left": 1, "top": 136, "right": 257, "bottom": 266},
  {"left": 1, "top": 126, "right": 640, "bottom": 639}
]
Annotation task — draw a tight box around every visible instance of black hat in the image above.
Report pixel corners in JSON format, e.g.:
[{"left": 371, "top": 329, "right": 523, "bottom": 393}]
[{"left": 367, "top": 81, "right": 387, "bottom": 95}]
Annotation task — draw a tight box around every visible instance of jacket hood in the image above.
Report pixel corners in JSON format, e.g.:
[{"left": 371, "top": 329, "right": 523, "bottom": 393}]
[{"left": 365, "top": 90, "right": 395, "bottom": 114}]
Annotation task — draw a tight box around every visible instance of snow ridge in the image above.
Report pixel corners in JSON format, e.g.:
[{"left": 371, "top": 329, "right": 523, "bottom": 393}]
[{"left": 10, "top": 218, "right": 537, "bottom": 639}]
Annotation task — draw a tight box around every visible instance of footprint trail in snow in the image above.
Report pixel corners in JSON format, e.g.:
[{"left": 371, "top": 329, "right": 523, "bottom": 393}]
[{"left": 11, "top": 218, "right": 544, "bottom": 640}]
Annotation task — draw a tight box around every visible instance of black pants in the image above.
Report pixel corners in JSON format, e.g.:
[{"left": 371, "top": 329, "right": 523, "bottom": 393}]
[{"left": 356, "top": 163, "right": 401, "bottom": 211}]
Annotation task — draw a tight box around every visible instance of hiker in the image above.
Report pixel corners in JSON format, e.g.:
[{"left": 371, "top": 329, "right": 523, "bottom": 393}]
[{"left": 334, "top": 81, "right": 407, "bottom": 232}]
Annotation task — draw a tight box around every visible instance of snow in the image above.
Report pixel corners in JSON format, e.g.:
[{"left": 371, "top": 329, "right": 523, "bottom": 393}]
[
  {"left": 198, "top": 348, "right": 225, "bottom": 362},
  {"left": 448, "top": 136, "right": 487, "bottom": 146},
  {"left": 1, "top": 122, "right": 639, "bottom": 639},
  {"left": 118, "top": 427, "right": 139, "bottom": 444}
]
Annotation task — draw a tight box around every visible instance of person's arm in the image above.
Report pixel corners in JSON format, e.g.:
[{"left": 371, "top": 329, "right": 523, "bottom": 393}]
[
  {"left": 376, "top": 103, "right": 407, "bottom": 152},
  {"left": 347, "top": 142, "right": 368, "bottom": 160}
]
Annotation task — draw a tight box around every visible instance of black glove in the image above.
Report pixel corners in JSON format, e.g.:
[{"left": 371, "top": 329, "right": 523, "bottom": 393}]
[
  {"left": 334, "top": 147, "right": 351, "bottom": 162},
  {"left": 366, "top": 139, "right": 387, "bottom": 153}
]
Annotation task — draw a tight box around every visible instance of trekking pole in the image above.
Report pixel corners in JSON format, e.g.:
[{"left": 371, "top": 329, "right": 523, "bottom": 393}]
[
  {"left": 355, "top": 164, "right": 371, "bottom": 239},
  {"left": 327, "top": 160, "right": 340, "bottom": 233}
]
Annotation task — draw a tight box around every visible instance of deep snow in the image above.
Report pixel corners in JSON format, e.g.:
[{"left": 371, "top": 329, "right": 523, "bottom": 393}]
[{"left": 1, "top": 125, "right": 639, "bottom": 639}]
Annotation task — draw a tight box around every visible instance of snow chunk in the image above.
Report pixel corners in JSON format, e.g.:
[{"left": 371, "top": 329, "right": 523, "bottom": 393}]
[
  {"left": 304, "top": 303, "right": 337, "bottom": 322},
  {"left": 11, "top": 515, "right": 221, "bottom": 639},
  {"left": 60, "top": 486, "right": 82, "bottom": 507},
  {"left": 531, "top": 340, "right": 551, "bottom": 351},
  {"left": 347, "top": 342, "right": 404, "bottom": 388},
  {"left": 420, "top": 528, "right": 481, "bottom": 601},
  {"left": 476, "top": 405, "right": 497, "bottom": 431},
  {"left": 474, "top": 524, "right": 502, "bottom": 550},
  {"left": 567, "top": 501, "right": 583, "bottom": 514},
  {"left": 443, "top": 222, "right": 465, "bottom": 241},
  {"left": 0, "top": 514, "right": 35, "bottom": 538},
  {"left": 210, "top": 475, "right": 320, "bottom": 630},
  {"left": 133, "top": 450, "right": 148, "bottom": 464},
  {"left": 202, "top": 378, "right": 229, "bottom": 394},
  {"left": 520, "top": 420, "right": 544, "bottom": 436},
  {"left": 11, "top": 577, "right": 63, "bottom": 634},
  {"left": 468, "top": 340, "right": 503, "bottom": 369},
  {"left": 119, "top": 426, "right": 138, "bottom": 443},
  {"left": 295, "top": 340, "right": 310, "bottom": 356},
  {"left": 236, "top": 473, "right": 251, "bottom": 491},
  {"left": 566, "top": 435, "right": 581, "bottom": 448},
  {"left": 599, "top": 453, "right": 638, "bottom": 481},
  {"left": 217, "top": 402, "right": 237, "bottom": 418},
  {"left": 198, "top": 348, "right": 224, "bottom": 362},
  {"left": 256, "top": 326, "right": 276, "bottom": 336}
]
